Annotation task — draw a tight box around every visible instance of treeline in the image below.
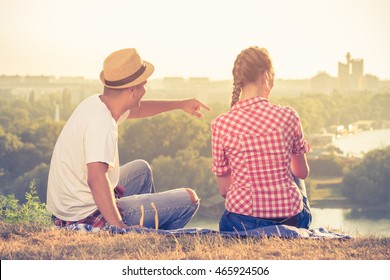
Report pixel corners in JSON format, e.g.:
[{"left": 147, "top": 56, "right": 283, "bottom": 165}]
[
  {"left": 343, "top": 146, "right": 390, "bottom": 206},
  {"left": 0, "top": 92, "right": 389, "bottom": 206},
  {"left": 271, "top": 93, "right": 390, "bottom": 135}
]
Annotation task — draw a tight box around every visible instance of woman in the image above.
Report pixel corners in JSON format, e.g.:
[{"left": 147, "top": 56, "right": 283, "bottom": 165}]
[{"left": 211, "top": 46, "right": 312, "bottom": 232}]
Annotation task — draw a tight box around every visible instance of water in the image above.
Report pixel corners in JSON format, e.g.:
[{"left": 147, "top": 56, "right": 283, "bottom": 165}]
[
  {"left": 310, "top": 208, "right": 390, "bottom": 236},
  {"left": 188, "top": 208, "right": 390, "bottom": 236},
  {"left": 333, "top": 128, "right": 390, "bottom": 157}
]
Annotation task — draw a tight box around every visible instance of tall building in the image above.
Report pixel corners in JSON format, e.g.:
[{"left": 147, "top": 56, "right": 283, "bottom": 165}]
[
  {"left": 338, "top": 52, "right": 364, "bottom": 92},
  {"left": 350, "top": 58, "right": 364, "bottom": 91}
]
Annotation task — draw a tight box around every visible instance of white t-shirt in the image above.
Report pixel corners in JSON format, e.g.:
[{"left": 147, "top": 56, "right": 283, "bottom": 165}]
[{"left": 46, "top": 94, "right": 129, "bottom": 221}]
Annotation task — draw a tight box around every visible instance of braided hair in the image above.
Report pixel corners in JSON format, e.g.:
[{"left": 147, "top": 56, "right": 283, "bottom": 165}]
[{"left": 231, "top": 46, "right": 274, "bottom": 107}]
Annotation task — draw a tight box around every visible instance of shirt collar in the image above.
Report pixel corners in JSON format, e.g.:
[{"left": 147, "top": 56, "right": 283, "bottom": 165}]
[{"left": 231, "top": 96, "right": 269, "bottom": 111}]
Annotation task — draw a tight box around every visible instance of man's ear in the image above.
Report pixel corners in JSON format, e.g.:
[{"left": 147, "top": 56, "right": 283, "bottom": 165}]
[{"left": 127, "top": 87, "right": 136, "bottom": 98}]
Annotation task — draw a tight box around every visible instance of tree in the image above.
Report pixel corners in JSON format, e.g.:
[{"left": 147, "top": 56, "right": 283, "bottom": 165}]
[
  {"left": 151, "top": 149, "right": 217, "bottom": 199},
  {"left": 343, "top": 147, "right": 390, "bottom": 206},
  {"left": 119, "top": 112, "right": 210, "bottom": 163},
  {"left": 13, "top": 163, "right": 49, "bottom": 203},
  {"left": 0, "top": 126, "right": 24, "bottom": 178},
  {"left": 0, "top": 118, "right": 63, "bottom": 182},
  {"left": 308, "top": 154, "right": 344, "bottom": 177},
  {"left": 24, "top": 118, "right": 64, "bottom": 162}
]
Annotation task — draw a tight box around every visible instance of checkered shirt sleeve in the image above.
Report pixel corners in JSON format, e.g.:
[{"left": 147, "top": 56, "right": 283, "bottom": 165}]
[
  {"left": 291, "top": 108, "right": 310, "bottom": 154},
  {"left": 211, "top": 121, "right": 231, "bottom": 176}
]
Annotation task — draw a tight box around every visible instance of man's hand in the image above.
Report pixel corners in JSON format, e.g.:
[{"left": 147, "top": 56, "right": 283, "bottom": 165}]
[
  {"left": 181, "top": 98, "right": 211, "bottom": 118},
  {"left": 87, "top": 162, "right": 125, "bottom": 228}
]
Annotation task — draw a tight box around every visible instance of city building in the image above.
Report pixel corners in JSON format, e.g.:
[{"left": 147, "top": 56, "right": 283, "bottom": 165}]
[
  {"left": 0, "top": 52, "right": 388, "bottom": 107},
  {"left": 338, "top": 52, "right": 364, "bottom": 92}
]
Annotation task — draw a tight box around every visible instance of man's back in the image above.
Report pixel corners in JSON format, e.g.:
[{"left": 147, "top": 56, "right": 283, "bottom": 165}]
[{"left": 46, "top": 94, "right": 119, "bottom": 221}]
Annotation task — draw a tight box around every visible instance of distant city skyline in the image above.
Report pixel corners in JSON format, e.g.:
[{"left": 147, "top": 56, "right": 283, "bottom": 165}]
[
  {"left": 1, "top": 0, "right": 390, "bottom": 80},
  {"left": 1, "top": 52, "right": 386, "bottom": 83}
]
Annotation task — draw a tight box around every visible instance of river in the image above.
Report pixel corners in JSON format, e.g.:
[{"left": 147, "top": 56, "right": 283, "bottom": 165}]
[
  {"left": 188, "top": 129, "right": 390, "bottom": 236},
  {"left": 333, "top": 128, "right": 390, "bottom": 157},
  {"left": 187, "top": 208, "right": 390, "bottom": 236}
]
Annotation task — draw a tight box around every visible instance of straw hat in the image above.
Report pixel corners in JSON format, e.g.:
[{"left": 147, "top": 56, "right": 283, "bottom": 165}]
[{"left": 100, "top": 48, "right": 154, "bottom": 89}]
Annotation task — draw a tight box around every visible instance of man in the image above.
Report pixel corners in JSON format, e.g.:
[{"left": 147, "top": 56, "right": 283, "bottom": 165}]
[{"left": 46, "top": 48, "right": 210, "bottom": 230}]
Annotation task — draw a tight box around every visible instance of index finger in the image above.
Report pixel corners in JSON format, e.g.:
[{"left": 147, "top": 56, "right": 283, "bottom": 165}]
[{"left": 197, "top": 101, "right": 212, "bottom": 111}]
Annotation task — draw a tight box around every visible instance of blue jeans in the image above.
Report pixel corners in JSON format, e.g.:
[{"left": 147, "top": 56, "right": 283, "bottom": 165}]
[
  {"left": 219, "top": 176, "right": 312, "bottom": 232},
  {"left": 117, "top": 160, "right": 199, "bottom": 230}
]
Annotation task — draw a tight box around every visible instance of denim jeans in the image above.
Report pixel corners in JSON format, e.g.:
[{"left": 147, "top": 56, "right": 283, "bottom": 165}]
[
  {"left": 219, "top": 175, "right": 312, "bottom": 232},
  {"left": 117, "top": 160, "right": 199, "bottom": 230}
]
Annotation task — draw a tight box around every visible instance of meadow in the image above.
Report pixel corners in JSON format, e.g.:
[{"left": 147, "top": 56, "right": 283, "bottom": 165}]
[
  {"left": 1, "top": 182, "right": 389, "bottom": 260},
  {"left": 1, "top": 221, "right": 389, "bottom": 260}
]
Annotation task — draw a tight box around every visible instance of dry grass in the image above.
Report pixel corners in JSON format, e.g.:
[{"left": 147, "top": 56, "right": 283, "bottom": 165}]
[{"left": 1, "top": 222, "right": 389, "bottom": 260}]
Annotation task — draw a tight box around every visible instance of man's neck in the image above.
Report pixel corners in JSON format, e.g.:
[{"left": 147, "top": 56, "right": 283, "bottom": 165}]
[{"left": 99, "top": 94, "right": 123, "bottom": 122}]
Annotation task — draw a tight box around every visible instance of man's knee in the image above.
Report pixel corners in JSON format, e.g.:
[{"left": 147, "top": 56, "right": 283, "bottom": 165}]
[
  {"left": 185, "top": 188, "right": 199, "bottom": 204},
  {"left": 135, "top": 159, "right": 152, "bottom": 174}
]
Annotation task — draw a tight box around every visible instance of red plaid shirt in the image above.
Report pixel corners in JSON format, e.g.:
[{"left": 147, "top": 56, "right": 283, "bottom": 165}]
[
  {"left": 52, "top": 185, "right": 125, "bottom": 229},
  {"left": 211, "top": 96, "right": 310, "bottom": 218}
]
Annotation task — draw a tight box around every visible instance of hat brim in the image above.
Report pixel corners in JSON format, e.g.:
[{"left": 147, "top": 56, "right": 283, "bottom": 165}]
[{"left": 100, "top": 61, "right": 154, "bottom": 89}]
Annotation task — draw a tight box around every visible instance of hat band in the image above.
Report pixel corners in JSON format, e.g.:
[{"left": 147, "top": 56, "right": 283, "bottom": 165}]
[{"left": 105, "top": 64, "right": 146, "bottom": 87}]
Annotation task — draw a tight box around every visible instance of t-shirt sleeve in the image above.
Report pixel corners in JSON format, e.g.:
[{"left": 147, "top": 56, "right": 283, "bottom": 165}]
[{"left": 84, "top": 122, "right": 117, "bottom": 167}]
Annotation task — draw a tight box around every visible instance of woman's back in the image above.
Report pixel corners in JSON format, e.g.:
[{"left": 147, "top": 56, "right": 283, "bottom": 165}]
[
  {"left": 211, "top": 46, "right": 311, "bottom": 230},
  {"left": 211, "top": 96, "right": 308, "bottom": 218}
]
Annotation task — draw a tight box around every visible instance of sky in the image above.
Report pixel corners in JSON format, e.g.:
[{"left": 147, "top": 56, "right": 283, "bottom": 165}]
[{"left": 0, "top": 0, "right": 389, "bottom": 80}]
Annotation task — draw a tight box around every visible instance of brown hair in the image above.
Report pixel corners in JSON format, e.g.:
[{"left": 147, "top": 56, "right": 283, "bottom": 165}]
[{"left": 231, "top": 46, "right": 274, "bottom": 107}]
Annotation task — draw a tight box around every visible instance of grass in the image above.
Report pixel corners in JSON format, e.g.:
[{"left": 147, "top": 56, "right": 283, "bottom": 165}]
[
  {"left": 1, "top": 181, "right": 389, "bottom": 260},
  {"left": 1, "top": 222, "right": 389, "bottom": 260}
]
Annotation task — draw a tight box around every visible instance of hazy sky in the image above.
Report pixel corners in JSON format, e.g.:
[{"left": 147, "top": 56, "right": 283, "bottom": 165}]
[{"left": 1, "top": 0, "right": 389, "bottom": 80}]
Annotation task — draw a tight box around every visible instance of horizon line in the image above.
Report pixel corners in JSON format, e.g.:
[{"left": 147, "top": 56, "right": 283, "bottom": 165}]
[{"left": 1, "top": 73, "right": 390, "bottom": 82}]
